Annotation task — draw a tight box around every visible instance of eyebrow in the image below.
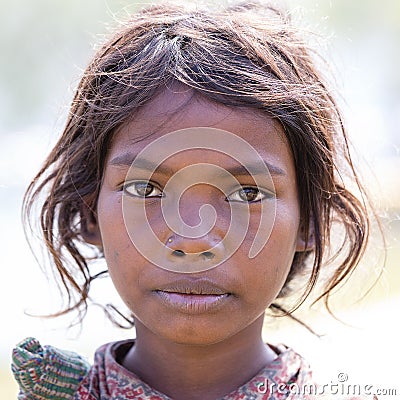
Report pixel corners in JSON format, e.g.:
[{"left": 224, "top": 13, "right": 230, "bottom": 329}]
[
  {"left": 109, "top": 152, "right": 287, "bottom": 177},
  {"left": 109, "top": 153, "right": 175, "bottom": 176}
]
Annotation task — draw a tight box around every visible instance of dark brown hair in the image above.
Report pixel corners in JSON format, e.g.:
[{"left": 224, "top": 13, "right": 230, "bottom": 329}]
[{"left": 24, "top": 1, "right": 371, "bottom": 326}]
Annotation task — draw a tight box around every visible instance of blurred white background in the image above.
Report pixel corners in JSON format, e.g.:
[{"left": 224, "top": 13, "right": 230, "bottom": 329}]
[{"left": 1, "top": 0, "right": 399, "bottom": 398}]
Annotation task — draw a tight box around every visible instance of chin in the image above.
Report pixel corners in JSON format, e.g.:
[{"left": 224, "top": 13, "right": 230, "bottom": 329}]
[{"left": 150, "top": 318, "right": 239, "bottom": 347}]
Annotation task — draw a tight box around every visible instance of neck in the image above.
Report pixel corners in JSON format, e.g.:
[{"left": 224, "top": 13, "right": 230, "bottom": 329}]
[{"left": 121, "top": 316, "right": 276, "bottom": 400}]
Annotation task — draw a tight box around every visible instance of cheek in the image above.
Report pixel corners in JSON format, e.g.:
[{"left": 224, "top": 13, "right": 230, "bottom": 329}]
[
  {"left": 264, "top": 202, "right": 300, "bottom": 268},
  {"left": 245, "top": 197, "right": 300, "bottom": 259},
  {"left": 96, "top": 192, "right": 140, "bottom": 293},
  {"left": 97, "top": 193, "right": 126, "bottom": 253},
  {"left": 243, "top": 203, "right": 300, "bottom": 305}
]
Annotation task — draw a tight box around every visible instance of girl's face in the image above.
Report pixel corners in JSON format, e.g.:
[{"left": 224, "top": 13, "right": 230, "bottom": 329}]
[{"left": 90, "top": 89, "right": 306, "bottom": 345}]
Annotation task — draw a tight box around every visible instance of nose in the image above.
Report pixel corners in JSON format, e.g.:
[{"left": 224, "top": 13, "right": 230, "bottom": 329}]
[
  {"left": 162, "top": 184, "right": 229, "bottom": 272},
  {"left": 165, "top": 233, "right": 227, "bottom": 272},
  {"left": 177, "top": 184, "right": 227, "bottom": 229}
]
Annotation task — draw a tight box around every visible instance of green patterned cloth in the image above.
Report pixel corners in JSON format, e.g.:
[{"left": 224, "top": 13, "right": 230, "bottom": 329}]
[{"left": 11, "top": 337, "right": 90, "bottom": 399}]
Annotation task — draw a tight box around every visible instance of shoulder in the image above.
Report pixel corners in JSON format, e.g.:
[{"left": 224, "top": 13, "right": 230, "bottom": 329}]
[
  {"left": 11, "top": 338, "right": 132, "bottom": 399},
  {"left": 263, "top": 344, "right": 378, "bottom": 400},
  {"left": 77, "top": 339, "right": 172, "bottom": 399},
  {"left": 11, "top": 337, "right": 91, "bottom": 399}
]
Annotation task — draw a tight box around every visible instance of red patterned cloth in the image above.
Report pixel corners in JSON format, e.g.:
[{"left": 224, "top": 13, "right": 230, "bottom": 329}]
[
  {"left": 13, "top": 337, "right": 377, "bottom": 399},
  {"left": 75, "top": 340, "right": 363, "bottom": 399}
]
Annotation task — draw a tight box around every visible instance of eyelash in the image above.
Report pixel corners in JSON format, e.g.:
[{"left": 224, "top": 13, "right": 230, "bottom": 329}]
[
  {"left": 122, "top": 181, "right": 274, "bottom": 203},
  {"left": 226, "top": 187, "right": 274, "bottom": 203},
  {"left": 123, "top": 181, "right": 163, "bottom": 198}
]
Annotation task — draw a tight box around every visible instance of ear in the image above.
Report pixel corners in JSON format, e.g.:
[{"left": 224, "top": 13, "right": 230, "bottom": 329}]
[
  {"left": 296, "top": 218, "right": 315, "bottom": 252},
  {"left": 80, "top": 203, "right": 102, "bottom": 247}
]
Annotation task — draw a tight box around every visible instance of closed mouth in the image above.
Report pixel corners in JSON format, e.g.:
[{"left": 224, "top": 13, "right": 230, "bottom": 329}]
[
  {"left": 153, "top": 278, "right": 231, "bottom": 296},
  {"left": 152, "top": 278, "right": 232, "bottom": 313}
]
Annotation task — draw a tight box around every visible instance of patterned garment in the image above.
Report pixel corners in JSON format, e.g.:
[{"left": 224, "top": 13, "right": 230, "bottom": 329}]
[
  {"left": 12, "top": 337, "right": 376, "bottom": 399},
  {"left": 76, "top": 341, "right": 314, "bottom": 399}
]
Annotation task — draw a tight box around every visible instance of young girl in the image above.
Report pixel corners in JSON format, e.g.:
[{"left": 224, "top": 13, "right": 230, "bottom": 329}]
[{"left": 11, "top": 1, "right": 379, "bottom": 399}]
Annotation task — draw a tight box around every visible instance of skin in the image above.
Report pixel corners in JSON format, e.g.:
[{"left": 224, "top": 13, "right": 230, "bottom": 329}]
[{"left": 83, "top": 86, "right": 310, "bottom": 400}]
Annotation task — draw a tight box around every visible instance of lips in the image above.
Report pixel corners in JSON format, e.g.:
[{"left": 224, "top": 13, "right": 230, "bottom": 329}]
[
  {"left": 155, "top": 278, "right": 230, "bottom": 295},
  {"left": 153, "top": 278, "right": 232, "bottom": 314}
]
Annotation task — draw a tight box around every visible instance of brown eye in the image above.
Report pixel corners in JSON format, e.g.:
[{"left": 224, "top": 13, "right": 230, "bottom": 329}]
[
  {"left": 238, "top": 187, "right": 259, "bottom": 202},
  {"left": 123, "top": 181, "right": 162, "bottom": 198},
  {"left": 227, "top": 186, "right": 274, "bottom": 203}
]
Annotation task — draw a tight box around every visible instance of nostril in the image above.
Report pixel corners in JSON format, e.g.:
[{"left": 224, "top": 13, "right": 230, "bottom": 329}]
[
  {"left": 172, "top": 249, "right": 186, "bottom": 257},
  {"left": 201, "top": 251, "right": 215, "bottom": 260}
]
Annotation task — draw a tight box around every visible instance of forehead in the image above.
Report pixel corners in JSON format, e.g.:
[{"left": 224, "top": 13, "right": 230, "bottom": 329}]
[{"left": 108, "top": 88, "right": 294, "bottom": 173}]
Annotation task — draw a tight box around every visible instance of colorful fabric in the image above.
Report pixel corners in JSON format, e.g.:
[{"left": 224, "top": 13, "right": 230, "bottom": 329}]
[
  {"left": 77, "top": 340, "right": 315, "bottom": 399},
  {"left": 11, "top": 337, "right": 90, "bottom": 399},
  {"left": 12, "top": 338, "right": 376, "bottom": 399}
]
